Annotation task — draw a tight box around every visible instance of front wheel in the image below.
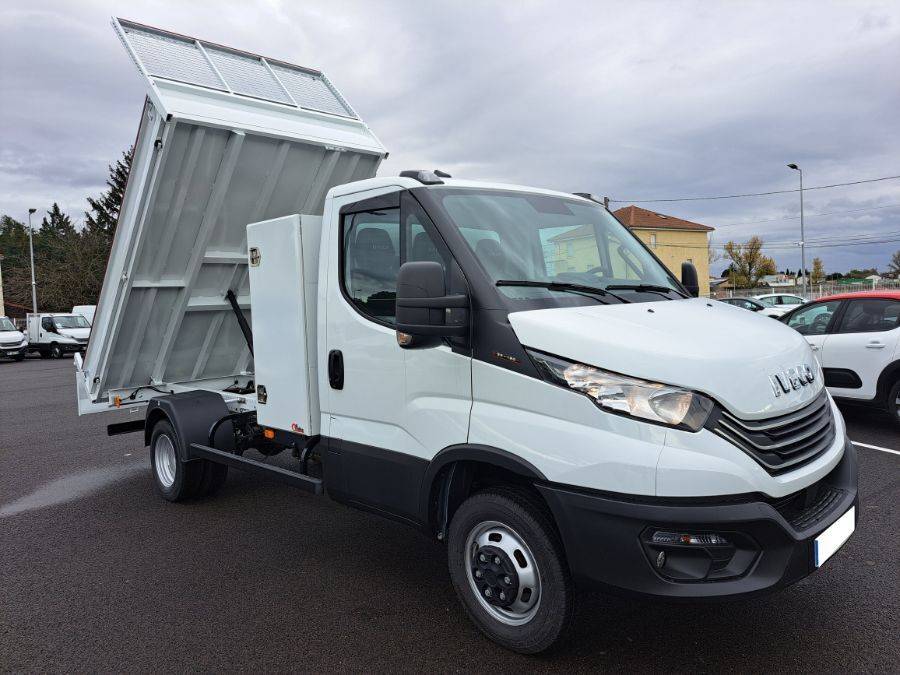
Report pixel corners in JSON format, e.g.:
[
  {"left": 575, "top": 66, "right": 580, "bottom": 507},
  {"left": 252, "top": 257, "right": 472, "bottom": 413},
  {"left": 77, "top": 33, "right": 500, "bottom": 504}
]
[
  {"left": 49, "top": 343, "right": 63, "bottom": 359},
  {"left": 888, "top": 380, "right": 900, "bottom": 426},
  {"left": 447, "top": 487, "right": 574, "bottom": 654}
]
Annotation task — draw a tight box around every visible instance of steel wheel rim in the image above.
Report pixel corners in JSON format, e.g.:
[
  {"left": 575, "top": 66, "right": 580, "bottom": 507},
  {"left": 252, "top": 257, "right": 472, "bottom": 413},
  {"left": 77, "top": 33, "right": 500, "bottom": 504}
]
[
  {"left": 464, "top": 520, "right": 541, "bottom": 626},
  {"left": 154, "top": 434, "right": 177, "bottom": 488}
]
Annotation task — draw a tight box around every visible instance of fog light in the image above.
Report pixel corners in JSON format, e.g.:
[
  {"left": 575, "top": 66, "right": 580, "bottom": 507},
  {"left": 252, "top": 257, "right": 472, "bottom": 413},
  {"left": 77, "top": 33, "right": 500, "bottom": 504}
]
[
  {"left": 656, "top": 551, "right": 666, "bottom": 568},
  {"left": 651, "top": 531, "right": 729, "bottom": 546}
]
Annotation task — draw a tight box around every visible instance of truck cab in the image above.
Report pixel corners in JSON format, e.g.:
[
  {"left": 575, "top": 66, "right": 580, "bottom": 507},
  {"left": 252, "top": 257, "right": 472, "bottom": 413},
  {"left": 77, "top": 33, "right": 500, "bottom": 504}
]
[
  {"left": 28, "top": 313, "right": 90, "bottom": 358},
  {"left": 76, "top": 19, "right": 858, "bottom": 654}
]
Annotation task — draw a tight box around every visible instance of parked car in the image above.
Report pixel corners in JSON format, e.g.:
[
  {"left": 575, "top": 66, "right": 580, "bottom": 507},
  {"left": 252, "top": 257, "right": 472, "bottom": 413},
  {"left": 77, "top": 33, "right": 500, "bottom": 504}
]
[
  {"left": 0, "top": 315, "right": 28, "bottom": 361},
  {"left": 752, "top": 293, "right": 808, "bottom": 317},
  {"left": 26, "top": 313, "right": 90, "bottom": 358},
  {"left": 718, "top": 297, "right": 782, "bottom": 317},
  {"left": 780, "top": 290, "right": 900, "bottom": 423}
]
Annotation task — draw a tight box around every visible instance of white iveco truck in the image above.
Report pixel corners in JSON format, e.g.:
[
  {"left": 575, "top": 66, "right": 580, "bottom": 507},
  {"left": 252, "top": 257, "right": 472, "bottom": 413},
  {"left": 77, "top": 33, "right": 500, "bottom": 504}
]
[{"left": 78, "top": 19, "right": 857, "bottom": 653}]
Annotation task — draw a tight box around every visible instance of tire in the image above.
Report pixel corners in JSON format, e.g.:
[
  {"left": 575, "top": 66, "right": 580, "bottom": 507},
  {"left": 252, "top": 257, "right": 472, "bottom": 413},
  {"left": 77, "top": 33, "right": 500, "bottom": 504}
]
[
  {"left": 12, "top": 354, "right": 24, "bottom": 362},
  {"left": 447, "top": 486, "right": 574, "bottom": 654},
  {"left": 149, "top": 420, "right": 203, "bottom": 501},
  {"left": 888, "top": 380, "right": 900, "bottom": 426},
  {"left": 49, "top": 343, "right": 63, "bottom": 359}
]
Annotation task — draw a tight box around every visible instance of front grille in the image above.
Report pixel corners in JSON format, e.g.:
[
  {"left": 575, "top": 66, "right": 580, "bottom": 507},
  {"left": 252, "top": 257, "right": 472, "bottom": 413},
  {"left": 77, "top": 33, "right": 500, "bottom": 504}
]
[
  {"left": 0, "top": 339, "right": 21, "bottom": 348},
  {"left": 708, "top": 389, "right": 835, "bottom": 474}
]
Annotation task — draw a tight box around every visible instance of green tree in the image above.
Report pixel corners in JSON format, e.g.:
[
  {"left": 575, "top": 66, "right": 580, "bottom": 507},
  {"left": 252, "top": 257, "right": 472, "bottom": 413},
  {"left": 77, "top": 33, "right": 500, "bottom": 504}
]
[
  {"left": 84, "top": 146, "right": 133, "bottom": 243},
  {"left": 723, "top": 237, "right": 777, "bottom": 288}
]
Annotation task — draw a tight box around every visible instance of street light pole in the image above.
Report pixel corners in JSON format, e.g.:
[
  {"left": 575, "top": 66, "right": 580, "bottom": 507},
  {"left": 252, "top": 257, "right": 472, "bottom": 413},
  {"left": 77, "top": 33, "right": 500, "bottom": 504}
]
[
  {"left": 787, "top": 164, "right": 806, "bottom": 297},
  {"left": 27, "top": 207, "right": 38, "bottom": 313}
]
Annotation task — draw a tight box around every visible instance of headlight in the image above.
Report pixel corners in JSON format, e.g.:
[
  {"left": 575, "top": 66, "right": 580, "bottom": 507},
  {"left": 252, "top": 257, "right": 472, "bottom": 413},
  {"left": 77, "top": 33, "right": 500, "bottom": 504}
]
[{"left": 527, "top": 350, "right": 714, "bottom": 431}]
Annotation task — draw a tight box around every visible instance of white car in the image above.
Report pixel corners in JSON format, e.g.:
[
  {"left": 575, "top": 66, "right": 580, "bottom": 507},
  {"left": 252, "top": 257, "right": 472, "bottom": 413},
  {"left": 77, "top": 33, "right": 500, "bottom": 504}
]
[
  {"left": 0, "top": 316, "right": 28, "bottom": 361},
  {"left": 752, "top": 293, "right": 808, "bottom": 317},
  {"left": 781, "top": 291, "right": 900, "bottom": 424}
]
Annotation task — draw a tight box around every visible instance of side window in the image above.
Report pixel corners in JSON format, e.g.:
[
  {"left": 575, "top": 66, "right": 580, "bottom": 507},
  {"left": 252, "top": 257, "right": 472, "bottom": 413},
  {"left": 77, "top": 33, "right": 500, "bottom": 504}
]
[
  {"left": 787, "top": 301, "right": 841, "bottom": 336},
  {"left": 41, "top": 317, "right": 53, "bottom": 331},
  {"left": 343, "top": 208, "right": 401, "bottom": 323},
  {"left": 837, "top": 299, "right": 900, "bottom": 333},
  {"left": 341, "top": 194, "right": 451, "bottom": 326},
  {"left": 783, "top": 296, "right": 803, "bottom": 305}
]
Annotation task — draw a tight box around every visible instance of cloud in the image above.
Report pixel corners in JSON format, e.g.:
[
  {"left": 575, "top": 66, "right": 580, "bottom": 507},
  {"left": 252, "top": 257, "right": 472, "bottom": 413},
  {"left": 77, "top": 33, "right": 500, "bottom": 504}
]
[{"left": 1, "top": 0, "right": 899, "bottom": 272}]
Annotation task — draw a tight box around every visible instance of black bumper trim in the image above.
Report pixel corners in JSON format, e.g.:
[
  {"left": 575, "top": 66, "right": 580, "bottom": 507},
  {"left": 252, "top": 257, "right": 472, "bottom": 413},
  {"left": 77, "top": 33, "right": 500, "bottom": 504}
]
[{"left": 538, "top": 439, "right": 858, "bottom": 600}]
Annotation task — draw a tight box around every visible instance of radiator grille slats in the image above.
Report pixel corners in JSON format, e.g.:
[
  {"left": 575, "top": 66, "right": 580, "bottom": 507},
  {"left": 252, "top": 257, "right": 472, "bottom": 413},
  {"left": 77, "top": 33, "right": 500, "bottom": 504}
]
[{"left": 710, "top": 389, "right": 835, "bottom": 474}]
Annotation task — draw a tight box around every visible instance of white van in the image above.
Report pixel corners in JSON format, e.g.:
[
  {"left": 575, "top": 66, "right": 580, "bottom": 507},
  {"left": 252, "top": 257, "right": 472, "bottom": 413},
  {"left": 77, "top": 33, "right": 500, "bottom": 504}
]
[
  {"left": 27, "top": 313, "right": 90, "bottom": 358},
  {"left": 76, "top": 20, "right": 857, "bottom": 653},
  {"left": 71, "top": 305, "right": 96, "bottom": 326},
  {"left": 0, "top": 316, "right": 27, "bottom": 361}
]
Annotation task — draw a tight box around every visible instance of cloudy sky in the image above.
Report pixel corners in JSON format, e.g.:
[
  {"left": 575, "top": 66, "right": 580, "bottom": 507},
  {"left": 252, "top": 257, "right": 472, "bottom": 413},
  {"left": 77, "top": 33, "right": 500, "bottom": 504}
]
[{"left": 2, "top": 0, "right": 899, "bottom": 274}]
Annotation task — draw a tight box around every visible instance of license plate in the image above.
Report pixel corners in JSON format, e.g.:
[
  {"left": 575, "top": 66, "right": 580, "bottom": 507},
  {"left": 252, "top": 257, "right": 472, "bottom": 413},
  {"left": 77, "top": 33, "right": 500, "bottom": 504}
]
[{"left": 814, "top": 506, "right": 855, "bottom": 567}]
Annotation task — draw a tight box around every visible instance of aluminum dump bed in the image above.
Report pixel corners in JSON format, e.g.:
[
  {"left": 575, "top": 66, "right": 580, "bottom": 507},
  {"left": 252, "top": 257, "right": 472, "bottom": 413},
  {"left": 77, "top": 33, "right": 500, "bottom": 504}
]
[{"left": 76, "top": 18, "right": 385, "bottom": 414}]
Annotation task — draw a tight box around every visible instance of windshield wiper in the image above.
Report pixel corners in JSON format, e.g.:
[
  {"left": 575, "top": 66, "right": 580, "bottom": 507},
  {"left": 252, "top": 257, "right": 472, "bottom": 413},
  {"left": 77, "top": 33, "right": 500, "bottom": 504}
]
[
  {"left": 604, "top": 283, "right": 686, "bottom": 299},
  {"left": 496, "top": 280, "right": 629, "bottom": 304}
]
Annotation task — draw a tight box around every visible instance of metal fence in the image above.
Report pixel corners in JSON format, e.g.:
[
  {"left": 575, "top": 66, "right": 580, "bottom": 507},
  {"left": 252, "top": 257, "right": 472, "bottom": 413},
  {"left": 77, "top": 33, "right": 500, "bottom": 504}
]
[{"left": 711, "top": 279, "right": 900, "bottom": 300}]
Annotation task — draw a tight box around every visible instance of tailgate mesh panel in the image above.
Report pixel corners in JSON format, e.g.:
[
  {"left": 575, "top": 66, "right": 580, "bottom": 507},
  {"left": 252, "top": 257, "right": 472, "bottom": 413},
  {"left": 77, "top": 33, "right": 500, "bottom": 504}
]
[{"left": 117, "top": 19, "right": 357, "bottom": 118}]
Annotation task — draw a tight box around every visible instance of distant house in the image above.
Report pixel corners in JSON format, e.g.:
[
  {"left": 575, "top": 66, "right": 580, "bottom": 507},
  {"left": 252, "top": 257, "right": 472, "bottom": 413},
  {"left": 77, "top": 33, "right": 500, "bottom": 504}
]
[
  {"left": 761, "top": 274, "right": 797, "bottom": 288},
  {"left": 613, "top": 206, "right": 715, "bottom": 296}
]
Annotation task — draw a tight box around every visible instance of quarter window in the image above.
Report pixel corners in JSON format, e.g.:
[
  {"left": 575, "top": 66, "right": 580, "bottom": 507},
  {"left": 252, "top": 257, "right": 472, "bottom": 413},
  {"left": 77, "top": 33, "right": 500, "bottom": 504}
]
[{"left": 836, "top": 299, "right": 900, "bottom": 333}]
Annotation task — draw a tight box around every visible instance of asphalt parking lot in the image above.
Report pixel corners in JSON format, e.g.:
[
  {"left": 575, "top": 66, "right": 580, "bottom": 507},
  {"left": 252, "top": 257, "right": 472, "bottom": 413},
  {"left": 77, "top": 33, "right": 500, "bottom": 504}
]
[{"left": 1, "top": 357, "right": 898, "bottom": 672}]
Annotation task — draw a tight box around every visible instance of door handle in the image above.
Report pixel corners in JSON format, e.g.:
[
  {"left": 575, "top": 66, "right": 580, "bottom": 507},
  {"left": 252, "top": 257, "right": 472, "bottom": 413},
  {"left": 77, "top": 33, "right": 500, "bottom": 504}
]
[
  {"left": 328, "top": 349, "right": 344, "bottom": 389},
  {"left": 866, "top": 342, "right": 885, "bottom": 349}
]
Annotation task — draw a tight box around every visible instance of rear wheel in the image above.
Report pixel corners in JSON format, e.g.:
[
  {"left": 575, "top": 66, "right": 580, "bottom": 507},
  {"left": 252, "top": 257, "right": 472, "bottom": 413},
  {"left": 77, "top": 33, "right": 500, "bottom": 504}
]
[
  {"left": 447, "top": 487, "right": 574, "bottom": 654},
  {"left": 150, "top": 420, "right": 202, "bottom": 501}
]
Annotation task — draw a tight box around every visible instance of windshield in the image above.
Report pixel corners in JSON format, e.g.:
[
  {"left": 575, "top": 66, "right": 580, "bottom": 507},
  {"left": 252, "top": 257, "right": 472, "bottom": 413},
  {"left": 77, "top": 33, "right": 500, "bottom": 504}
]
[
  {"left": 0, "top": 318, "right": 16, "bottom": 332},
  {"left": 433, "top": 189, "right": 681, "bottom": 300},
  {"left": 53, "top": 315, "right": 90, "bottom": 329}
]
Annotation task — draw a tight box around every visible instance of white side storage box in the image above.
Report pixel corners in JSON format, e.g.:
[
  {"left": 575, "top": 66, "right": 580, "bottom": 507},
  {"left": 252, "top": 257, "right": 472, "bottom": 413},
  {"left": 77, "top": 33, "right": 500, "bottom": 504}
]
[{"left": 247, "top": 215, "right": 322, "bottom": 436}]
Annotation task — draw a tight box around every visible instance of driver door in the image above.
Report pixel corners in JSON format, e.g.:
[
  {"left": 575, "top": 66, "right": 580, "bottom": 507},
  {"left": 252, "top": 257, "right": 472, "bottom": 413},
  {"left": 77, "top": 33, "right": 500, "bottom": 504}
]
[{"left": 322, "top": 188, "right": 471, "bottom": 522}]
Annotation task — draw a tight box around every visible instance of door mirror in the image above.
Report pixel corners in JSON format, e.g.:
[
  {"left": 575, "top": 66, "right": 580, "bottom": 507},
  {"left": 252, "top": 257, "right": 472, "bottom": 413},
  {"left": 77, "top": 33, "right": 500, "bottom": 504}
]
[
  {"left": 681, "top": 262, "right": 700, "bottom": 297},
  {"left": 395, "top": 261, "right": 468, "bottom": 348}
]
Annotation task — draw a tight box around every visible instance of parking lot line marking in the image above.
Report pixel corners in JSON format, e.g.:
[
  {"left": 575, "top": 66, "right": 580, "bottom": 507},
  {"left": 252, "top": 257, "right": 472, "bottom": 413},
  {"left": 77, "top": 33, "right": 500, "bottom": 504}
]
[{"left": 852, "top": 441, "right": 900, "bottom": 456}]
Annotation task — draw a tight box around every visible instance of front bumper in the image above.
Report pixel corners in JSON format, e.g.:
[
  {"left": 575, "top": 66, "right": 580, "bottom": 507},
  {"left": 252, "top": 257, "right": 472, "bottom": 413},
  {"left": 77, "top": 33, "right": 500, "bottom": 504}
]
[
  {"left": 1, "top": 344, "right": 27, "bottom": 358},
  {"left": 62, "top": 342, "right": 88, "bottom": 352},
  {"left": 539, "top": 438, "right": 858, "bottom": 599}
]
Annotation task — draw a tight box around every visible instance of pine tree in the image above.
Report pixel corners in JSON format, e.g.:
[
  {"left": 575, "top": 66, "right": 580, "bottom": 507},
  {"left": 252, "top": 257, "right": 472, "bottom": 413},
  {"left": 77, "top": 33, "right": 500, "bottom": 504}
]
[
  {"left": 40, "top": 203, "right": 76, "bottom": 238},
  {"left": 84, "top": 146, "right": 133, "bottom": 242}
]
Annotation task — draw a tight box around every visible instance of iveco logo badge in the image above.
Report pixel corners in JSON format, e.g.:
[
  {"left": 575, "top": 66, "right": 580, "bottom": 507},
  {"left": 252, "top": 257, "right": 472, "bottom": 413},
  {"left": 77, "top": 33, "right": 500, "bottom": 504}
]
[{"left": 770, "top": 365, "right": 816, "bottom": 397}]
